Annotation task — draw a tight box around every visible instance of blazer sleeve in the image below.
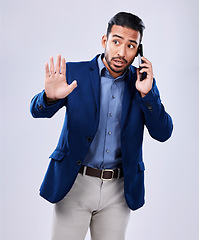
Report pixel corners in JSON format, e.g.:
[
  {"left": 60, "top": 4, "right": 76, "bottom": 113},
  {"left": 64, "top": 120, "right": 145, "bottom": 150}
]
[
  {"left": 136, "top": 79, "right": 173, "bottom": 142},
  {"left": 30, "top": 90, "right": 66, "bottom": 118}
]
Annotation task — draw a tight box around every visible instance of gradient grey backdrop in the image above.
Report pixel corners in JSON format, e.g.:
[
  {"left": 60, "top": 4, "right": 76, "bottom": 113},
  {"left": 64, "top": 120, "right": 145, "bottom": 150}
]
[{"left": 1, "top": 0, "right": 199, "bottom": 239}]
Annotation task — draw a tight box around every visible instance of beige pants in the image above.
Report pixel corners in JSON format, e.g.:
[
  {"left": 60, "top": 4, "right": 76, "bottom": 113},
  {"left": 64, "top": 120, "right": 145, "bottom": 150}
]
[{"left": 51, "top": 173, "right": 130, "bottom": 240}]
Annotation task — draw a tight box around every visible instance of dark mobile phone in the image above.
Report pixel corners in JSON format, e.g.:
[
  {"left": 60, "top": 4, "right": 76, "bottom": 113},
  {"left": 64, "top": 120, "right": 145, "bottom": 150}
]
[{"left": 138, "top": 44, "right": 147, "bottom": 81}]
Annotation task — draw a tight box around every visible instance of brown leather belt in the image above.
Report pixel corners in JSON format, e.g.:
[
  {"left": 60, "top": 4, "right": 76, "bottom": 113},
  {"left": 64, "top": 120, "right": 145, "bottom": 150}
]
[{"left": 79, "top": 165, "right": 123, "bottom": 180}]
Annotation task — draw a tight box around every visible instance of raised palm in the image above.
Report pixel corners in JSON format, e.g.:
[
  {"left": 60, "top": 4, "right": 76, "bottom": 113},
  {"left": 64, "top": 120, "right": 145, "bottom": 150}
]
[{"left": 45, "top": 54, "right": 77, "bottom": 102}]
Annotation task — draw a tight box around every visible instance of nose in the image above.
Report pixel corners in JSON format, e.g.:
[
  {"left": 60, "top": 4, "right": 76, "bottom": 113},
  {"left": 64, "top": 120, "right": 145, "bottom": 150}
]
[{"left": 117, "top": 45, "right": 126, "bottom": 57}]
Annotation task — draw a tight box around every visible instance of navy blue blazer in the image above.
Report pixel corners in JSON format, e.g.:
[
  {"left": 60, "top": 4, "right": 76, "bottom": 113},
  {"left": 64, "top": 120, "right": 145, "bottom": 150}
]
[{"left": 30, "top": 54, "right": 173, "bottom": 210}]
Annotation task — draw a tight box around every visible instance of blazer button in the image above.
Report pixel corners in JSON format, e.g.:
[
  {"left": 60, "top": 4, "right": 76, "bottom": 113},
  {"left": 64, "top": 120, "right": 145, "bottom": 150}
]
[
  {"left": 145, "top": 102, "right": 153, "bottom": 111},
  {"left": 38, "top": 104, "right": 44, "bottom": 110},
  {"left": 87, "top": 137, "right": 92, "bottom": 142},
  {"left": 77, "top": 160, "right": 82, "bottom": 165}
]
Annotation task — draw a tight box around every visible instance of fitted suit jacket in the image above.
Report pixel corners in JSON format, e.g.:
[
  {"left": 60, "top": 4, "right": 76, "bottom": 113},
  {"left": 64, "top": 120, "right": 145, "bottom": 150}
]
[{"left": 30, "top": 54, "right": 173, "bottom": 211}]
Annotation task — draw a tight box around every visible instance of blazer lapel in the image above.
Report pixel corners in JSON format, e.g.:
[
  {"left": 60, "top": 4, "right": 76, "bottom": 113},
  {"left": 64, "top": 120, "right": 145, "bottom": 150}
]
[{"left": 89, "top": 55, "right": 101, "bottom": 112}]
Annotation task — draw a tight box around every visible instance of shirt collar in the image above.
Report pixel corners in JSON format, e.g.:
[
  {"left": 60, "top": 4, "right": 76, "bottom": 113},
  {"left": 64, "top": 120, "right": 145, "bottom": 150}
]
[{"left": 97, "top": 54, "right": 106, "bottom": 76}]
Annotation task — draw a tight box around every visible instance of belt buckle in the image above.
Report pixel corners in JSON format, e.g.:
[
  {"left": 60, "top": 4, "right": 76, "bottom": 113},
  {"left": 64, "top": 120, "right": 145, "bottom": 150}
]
[{"left": 101, "top": 169, "right": 114, "bottom": 181}]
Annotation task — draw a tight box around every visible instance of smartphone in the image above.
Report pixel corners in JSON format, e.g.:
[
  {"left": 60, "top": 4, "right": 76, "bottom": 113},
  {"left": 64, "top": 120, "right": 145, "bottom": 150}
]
[{"left": 138, "top": 44, "right": 147, "bottom": 81}]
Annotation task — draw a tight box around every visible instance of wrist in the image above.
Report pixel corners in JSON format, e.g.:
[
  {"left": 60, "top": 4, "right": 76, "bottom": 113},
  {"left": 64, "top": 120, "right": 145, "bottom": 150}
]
[{"left": 44, "top": 92, "right": 58, "bottom": 103}]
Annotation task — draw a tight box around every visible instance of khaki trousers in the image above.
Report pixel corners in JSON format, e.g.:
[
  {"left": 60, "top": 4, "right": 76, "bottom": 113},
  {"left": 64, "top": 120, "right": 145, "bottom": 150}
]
[{"left": 51, "top": 173, "right": 130, "bottom": 240}]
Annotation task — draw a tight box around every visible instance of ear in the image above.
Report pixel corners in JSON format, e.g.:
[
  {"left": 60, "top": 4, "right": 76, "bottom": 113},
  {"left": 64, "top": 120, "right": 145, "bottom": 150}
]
[{"left": 101, "top": 35, "right": 107, "bottom": 49}]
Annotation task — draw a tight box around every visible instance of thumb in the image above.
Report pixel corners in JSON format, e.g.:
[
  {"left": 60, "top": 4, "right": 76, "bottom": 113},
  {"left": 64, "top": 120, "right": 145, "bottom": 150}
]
[{"left": 67, "top": 80, "right": 78, "bottom": 92}]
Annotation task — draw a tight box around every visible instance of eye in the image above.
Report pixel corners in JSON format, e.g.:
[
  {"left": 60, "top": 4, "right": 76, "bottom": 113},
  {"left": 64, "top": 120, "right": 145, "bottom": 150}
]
[
  {"left": 113, "top": 40, "right": 119, "bottom": 45},
  {"left": 128, "top": 44, "right": 135, "bottom": 49}
]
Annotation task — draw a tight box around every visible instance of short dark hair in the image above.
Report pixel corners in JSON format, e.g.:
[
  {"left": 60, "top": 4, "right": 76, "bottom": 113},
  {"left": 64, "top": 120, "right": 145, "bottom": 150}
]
[{"left": 106, "top": 12, "right": 145, "bottom": 43}]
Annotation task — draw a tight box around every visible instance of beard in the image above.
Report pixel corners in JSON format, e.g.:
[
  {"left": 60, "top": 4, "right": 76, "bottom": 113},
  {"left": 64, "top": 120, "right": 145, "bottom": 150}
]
[{"left": 104, "top": 50, "right": 135, "bottom": 74}]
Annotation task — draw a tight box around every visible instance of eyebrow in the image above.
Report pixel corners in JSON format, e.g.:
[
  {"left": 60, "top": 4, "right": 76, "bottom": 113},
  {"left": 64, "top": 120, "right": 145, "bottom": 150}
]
[{"left": 112, "top": 34, "right": 138, "bottom": 45}]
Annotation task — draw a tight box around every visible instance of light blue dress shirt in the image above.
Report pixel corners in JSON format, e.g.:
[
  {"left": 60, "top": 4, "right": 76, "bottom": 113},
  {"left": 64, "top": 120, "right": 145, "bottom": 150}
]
[{"left": 83, "top": 54, "right": 128, "bottom": 169}]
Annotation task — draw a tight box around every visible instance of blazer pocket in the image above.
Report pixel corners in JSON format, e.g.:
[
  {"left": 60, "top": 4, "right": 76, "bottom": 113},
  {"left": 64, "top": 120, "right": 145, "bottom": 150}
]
[
  {"left": 49, "top": 149, "right": 65, "bottom": 161},
  {"left": 138, "top": 161, "right": 145, "bottom": 172}
]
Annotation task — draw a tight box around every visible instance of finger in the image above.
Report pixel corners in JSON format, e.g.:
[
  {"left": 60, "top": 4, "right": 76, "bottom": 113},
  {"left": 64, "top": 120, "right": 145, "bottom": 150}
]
[
  {"left": 140, "top": 62, "right": 151, "bottom": 68},
  {"left": 141, "top": 56, "right": 151, "bottom": 65},
  {"left": 49, "top": 56, "right": 54, "bottom": 75},
  {"left": 55, "top": 54, "right": 61, "bottom": 74},
  {"left": 67, "top": 80, "right": 78, "bottom": 94},
  {"left": 140, "top": 68, "right": 153, "bottom": 80},
  {"left": 140, "top": 65, "right": 151, "bottom": 74},
  {"left": 45, "top": 62, "right": 50, "bottom": 78},
  {"left": 140, "top": 64, "right": 153, "bottom": 74},
  {"left": 139, "top": 68, "right": 150, "bottom": 75},
  {"left": 61, "top": 57, "right": 66, "bottom": 75}
]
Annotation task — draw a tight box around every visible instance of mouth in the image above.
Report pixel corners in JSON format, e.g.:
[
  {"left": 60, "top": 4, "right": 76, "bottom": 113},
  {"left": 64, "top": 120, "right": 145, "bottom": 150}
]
[{"left": 112, "top": 58, "right": 127, "bottom": 68}]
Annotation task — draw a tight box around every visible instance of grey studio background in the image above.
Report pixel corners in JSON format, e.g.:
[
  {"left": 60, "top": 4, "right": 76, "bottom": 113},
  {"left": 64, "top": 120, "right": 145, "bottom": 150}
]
[{"left": 0, "top": 0, "right": 199, "bottom": 239}]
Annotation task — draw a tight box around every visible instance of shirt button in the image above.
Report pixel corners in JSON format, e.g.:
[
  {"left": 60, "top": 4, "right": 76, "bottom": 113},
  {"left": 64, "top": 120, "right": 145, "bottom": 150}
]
[
  {"left": 109, "top": 113, "right": 113, "bottom": 117},
  {"left": 112, "top": 95, "right": 115, "bottom": 99},
  {"left": 87, "top": 137, "right": 92, "bottom": 142},
  {"left": 77, "top": 160, "right": 82, "bottom": 165},
  {"left": 38, "top": 104, "right": 44, "bottom": 110},
  {"left": 108, "top": 131, "right": 112, "bottom": 135},
  {"left": 106, "top": 149, "right": 109, "bottom": 153}
]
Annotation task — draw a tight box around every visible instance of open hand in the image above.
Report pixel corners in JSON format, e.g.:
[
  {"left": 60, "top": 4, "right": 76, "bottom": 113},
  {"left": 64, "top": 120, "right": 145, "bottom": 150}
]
[{"left": 45, "top": 54, "right": 77, "bottom": 102}]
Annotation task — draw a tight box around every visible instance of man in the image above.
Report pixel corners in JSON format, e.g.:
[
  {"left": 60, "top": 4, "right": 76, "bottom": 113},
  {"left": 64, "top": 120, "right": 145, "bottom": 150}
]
[{"left": 30, "top": 12, "right": 173, "bottom": 240}]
